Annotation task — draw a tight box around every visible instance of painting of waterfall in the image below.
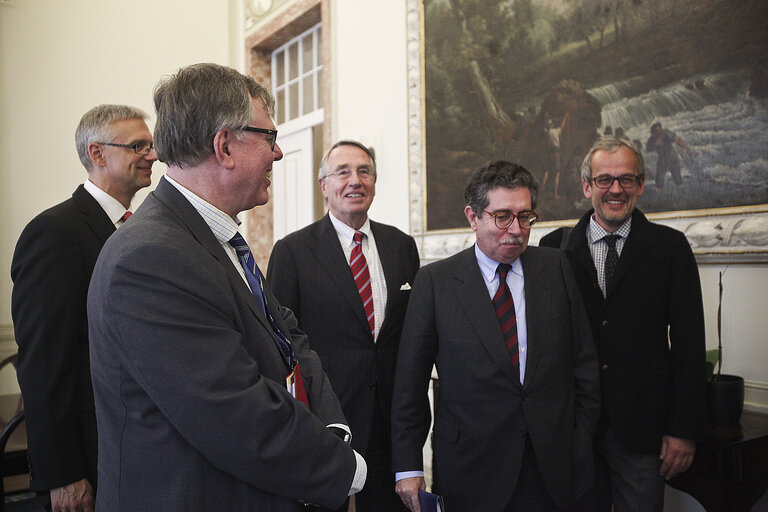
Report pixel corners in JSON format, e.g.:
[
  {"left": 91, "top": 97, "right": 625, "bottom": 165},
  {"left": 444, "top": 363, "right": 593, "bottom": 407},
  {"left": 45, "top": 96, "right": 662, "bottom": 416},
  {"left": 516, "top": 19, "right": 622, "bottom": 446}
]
[{"left": 422, "top": 0, "right": 768, "bottom": 230}]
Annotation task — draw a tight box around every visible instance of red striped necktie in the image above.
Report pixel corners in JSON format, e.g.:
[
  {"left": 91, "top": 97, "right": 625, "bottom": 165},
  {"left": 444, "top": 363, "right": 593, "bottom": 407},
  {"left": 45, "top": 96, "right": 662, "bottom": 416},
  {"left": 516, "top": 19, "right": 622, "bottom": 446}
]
[
  {"left": 493, "top": 263, "right": 519, "bottom": 378},
  {"left": 350, "top": 231, "right": 375, "bottom": 339}
]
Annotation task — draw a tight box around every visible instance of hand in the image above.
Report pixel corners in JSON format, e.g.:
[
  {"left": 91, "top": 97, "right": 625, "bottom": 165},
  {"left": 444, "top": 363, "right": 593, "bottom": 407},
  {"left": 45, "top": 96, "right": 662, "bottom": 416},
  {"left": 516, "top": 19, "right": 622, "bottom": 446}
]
[
  {"left": 50, "top": 479, "right": 94, "bottom": 512},
  {"left": 659, "top": 435, "right": 695, "bottom": 480},
  {"left": 395, "top": 476, "right": 425, "bottom": 512}
]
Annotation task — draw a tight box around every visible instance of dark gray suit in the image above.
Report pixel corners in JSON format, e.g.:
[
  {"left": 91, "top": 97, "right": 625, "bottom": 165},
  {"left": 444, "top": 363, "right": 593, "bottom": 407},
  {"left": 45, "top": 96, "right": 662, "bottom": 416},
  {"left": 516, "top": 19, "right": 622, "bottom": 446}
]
[
  {"left": 11, "top": 185, "right": 109, "bottom": 491},
  {"left": 267, "top": 214, "right": 419, "bottom": 510},
  {"left": 88, "top": 177, "right": 357, "bottom": 511},
  {"left": 391, "top": 245, "right": 600, "bottom": 511}
]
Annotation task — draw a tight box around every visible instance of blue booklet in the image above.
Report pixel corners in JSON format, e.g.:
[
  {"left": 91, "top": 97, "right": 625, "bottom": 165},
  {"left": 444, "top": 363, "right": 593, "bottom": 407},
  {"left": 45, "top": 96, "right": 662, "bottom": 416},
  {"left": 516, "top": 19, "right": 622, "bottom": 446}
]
[{"left": 418, "top": 489, "right": 445, "bottom": 511}]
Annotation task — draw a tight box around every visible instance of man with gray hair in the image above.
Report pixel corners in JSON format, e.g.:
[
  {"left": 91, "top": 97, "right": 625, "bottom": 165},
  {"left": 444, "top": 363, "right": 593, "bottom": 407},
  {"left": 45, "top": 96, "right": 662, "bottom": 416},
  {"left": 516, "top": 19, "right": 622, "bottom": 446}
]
[
  {"left": 88, "top": 63, "right": 364, "bottom": 511},
  {"left": 540, "top": 136, "right": 705, "bottom": 512},
  {"left": 11, "top": 104, "right": 155, "bottom": 511},
  {"left": 268, "top": 140, "right": 419, "bottom": 512}
]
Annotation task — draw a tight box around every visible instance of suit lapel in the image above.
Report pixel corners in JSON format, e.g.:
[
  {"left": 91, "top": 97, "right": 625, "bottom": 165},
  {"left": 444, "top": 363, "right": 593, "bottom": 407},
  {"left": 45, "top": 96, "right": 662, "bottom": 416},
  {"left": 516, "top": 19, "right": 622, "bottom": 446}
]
[
  {"left": 72, "top": 184, "right": 116, "bottom": 244},
  {"left": 453, "top": 248, "right": 521, "bottom": 387},
  {"left": 520, "top": 249, "right": 549, "bottom": 387},
  {"left": 151, "top": 178, "right": 275, "bottom": 334},
  {"left": 371, "top": 221, "right": 398, "bottom": 328},
  {"left": 310, "top": 215, "right": 371, "bottom": 333},
  {"left": 606, "top": 209, "right": 651, "bottom": 297}
]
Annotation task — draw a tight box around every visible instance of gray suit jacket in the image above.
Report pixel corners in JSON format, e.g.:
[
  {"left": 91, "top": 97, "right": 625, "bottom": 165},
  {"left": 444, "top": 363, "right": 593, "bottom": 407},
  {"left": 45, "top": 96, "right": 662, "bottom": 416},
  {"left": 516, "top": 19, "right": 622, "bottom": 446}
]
[
  {"left": 88, "top": 177, "right": 357, "bottom": 511},
  {"left": 391, "top": 245, "right": 600, "bottom": 511}
]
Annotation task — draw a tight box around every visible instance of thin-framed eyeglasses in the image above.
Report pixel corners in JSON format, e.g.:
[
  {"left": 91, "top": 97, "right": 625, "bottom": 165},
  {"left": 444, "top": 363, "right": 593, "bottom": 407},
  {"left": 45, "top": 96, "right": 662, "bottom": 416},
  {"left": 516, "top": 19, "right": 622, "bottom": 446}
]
[
  {"left": 324, "top": 167, "right": 375, "bottom": 181},
  {"left": 483, "top": 209, "right": 539, "bottom": 229},
  {"left": 97, "top": 141, "right": 154, "bottom": 155},
  {"left": 242, "top": 126, "right": 278, "bottom": 152},
  {"left": 590, "top": 174, "right": 640, "bottom": 189}
]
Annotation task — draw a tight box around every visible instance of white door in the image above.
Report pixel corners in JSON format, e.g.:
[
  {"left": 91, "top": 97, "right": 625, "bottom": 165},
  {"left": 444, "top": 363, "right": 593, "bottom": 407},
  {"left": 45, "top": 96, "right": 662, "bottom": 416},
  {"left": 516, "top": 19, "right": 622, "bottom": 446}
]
[{"left": 272, "top": 127, "right": 314, "bottom": 242}]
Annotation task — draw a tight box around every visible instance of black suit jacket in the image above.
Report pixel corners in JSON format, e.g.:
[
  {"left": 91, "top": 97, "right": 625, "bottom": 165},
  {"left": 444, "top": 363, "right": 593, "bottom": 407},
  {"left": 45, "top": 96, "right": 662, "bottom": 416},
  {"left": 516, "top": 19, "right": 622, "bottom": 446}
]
[
  {"left": 540, "top": 209, "right": 705, "bottom": 454},
  {"left": 266, "top": 214, "right": 420, "bottom": 455},
  {"left": 88, "top": 177, "right": 356, "bottom": 511},
  {"left": 391, "top": 246, "right": 600, "bottom": 511},
  {"left": 11, "top": 185, "right": 112, "bottom": 490}
]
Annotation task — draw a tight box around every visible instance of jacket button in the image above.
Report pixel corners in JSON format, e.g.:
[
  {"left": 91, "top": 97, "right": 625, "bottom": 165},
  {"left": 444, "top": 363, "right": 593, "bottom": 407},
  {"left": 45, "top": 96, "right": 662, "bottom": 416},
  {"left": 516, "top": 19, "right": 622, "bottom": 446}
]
[
  {"left": 602, "top": 364, "right": 609, "bottom": 371},
  {"left": 601, "top": 320, "right": 608, "bottom": 327}
]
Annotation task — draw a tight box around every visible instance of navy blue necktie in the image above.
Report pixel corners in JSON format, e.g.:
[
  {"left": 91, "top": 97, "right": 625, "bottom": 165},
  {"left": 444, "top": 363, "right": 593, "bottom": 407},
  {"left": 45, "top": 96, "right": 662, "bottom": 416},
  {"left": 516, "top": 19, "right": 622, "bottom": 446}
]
[{"left": 229, "top": 233, "right": 294, "bottom": 367}]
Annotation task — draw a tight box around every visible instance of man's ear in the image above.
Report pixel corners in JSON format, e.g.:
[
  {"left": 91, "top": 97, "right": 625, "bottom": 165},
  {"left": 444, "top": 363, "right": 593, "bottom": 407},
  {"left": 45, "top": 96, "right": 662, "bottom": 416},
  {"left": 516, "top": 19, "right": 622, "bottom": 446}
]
[
  {"left": 88, "top": 143, "right": 106, "bottom": 168},
  {"left": 213, "top": 129, "right": 236, "bottom": 169},
  {"left": 464, "top": 205, "right": 479, "bottom": 231}
]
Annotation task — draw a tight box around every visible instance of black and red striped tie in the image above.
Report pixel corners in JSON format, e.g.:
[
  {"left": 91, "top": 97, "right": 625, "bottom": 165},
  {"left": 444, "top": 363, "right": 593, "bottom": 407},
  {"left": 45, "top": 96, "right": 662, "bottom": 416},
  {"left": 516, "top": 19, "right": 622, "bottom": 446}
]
[{"left": 493, "top": 263, "right": 519, "bottom": 378}]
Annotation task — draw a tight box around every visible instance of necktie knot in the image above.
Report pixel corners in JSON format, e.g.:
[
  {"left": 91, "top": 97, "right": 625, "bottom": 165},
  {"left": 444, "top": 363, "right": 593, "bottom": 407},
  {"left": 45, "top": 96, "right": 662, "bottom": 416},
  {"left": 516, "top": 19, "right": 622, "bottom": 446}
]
[
  {"left": 603, "top": 234, "right": 620, "bottom": 248},
  {"left": 353, "top": 231, "right": 364, "bottom": 245},
  {"left": 497, "top": 263, "right": 511, "bottom": 281},
  {"left": 121, "top": 211, "right": 132, "bottom": 222},
  {"left": 229, "top": 232, "right": 251, "bottom": 258}
]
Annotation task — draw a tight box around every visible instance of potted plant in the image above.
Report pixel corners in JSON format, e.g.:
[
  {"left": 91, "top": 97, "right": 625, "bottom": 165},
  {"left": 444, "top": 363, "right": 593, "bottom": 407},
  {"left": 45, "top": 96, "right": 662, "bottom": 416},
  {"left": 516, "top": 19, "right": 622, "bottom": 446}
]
[{"left": 705, "top": 271, "right": 745, "bottom": 425}]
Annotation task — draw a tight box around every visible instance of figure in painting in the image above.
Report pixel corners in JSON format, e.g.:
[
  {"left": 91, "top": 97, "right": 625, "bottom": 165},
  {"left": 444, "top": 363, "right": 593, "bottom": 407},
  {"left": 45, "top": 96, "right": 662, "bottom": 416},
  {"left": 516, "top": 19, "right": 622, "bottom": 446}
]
[{"left": 645, "top": 122, "right": 692, "bottom": 189}]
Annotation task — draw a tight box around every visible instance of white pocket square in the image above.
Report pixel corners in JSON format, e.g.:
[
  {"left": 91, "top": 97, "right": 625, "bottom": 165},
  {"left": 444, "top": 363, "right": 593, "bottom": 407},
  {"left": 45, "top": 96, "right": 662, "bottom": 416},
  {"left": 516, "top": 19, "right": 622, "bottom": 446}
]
[{"left": 400, "top": 283, "right": 412, "bottom": 291}]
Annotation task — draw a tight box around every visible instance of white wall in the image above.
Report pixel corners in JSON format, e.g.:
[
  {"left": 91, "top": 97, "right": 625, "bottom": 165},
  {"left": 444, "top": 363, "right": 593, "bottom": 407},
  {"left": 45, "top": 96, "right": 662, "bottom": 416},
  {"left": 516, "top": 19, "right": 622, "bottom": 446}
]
[
  {"left": 1, "top": 0, "right": 242, "bottom": 329},
  {"left": 330, "top": 0, "right": 411, "bottom": 233}
]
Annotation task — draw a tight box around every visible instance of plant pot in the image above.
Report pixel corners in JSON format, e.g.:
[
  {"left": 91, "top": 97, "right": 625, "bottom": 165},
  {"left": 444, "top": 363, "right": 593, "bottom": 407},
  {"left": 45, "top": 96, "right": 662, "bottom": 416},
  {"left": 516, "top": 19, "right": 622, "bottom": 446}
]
[{"left": 706, "top": 374, "right": 745, "bottom": 425}]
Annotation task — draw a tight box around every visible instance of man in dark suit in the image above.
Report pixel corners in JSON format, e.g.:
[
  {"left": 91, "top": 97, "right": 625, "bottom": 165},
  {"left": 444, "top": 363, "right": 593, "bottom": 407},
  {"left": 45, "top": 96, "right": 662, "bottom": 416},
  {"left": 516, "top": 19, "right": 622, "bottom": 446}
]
[
  {"left": 11, "top": 104, "right": 155, "bottom": 512},
  {"left": 540, "top": 136, "right": 705, "bottom": 512},
  {"left": 87, "top": 63, "right": 364, "bottom": 511},
  {"left": 267, "top": 140, "right": 419, "bottom": 512},
  {"left": 391, "top": 161, "right": 600, "bottom": 512}
]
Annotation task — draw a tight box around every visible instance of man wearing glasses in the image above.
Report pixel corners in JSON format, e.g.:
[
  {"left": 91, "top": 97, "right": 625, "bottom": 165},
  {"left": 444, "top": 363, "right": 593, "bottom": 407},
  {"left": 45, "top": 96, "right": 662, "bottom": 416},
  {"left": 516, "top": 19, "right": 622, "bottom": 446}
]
[
  {"left": 87, "top": 64, "right": 364, "bottom": 511},
  {"left": 540, "top": 136, "right": 705, "bottom": 512},
  {"left": 392, "top": 161, "right": 600, "bottom": 511},
  {"left": 11, "top": 104, "right": 155, "bottom": 512},
  {"left": 267, "top": 140, "right": 420, "bottom": 512}
]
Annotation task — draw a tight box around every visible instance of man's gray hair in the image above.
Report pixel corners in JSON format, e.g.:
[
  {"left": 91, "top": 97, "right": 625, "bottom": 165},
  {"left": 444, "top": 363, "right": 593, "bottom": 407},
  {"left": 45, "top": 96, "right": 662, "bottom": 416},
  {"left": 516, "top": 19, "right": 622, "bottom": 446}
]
[
  {"left": 580, "top": 135, "right": 646, "bottom": 183},
  {"left": 153, "top": 63, "right": 275, "bottom": 168},
  {"left": 464, "top": 160, "right": 539, "bottom": 215},
  {"left": 75, "top": 104, "right": 149, "bottom": 172},
  {"left": 317, "top": 140, "right": 377, "bottom": 181}
]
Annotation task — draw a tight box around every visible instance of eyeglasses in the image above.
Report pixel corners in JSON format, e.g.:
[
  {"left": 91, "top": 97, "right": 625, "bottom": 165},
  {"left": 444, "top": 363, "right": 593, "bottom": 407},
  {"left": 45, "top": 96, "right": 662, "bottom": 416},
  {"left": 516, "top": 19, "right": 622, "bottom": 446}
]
[
  {"left": 324, "top": 167, "right": 375, "bottom": 181},
  {"left": 97, "top": 141, "right": 154, "bottom": 155},
  {"left": 483, "top": 209, "right": 539, "bottom": 229},
  {"left": 242, "top": 126, "right": 278, "bottom": 152},
  {"left": 590, "top": 174, "right": 641, "bottom": 189}
]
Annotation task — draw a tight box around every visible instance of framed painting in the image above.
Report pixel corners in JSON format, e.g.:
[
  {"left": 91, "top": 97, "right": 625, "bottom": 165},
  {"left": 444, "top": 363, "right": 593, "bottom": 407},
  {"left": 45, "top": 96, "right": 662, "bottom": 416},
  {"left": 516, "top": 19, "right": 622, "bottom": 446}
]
[{"left": 406, "top": 0, "right": 768, "bottom": 263}]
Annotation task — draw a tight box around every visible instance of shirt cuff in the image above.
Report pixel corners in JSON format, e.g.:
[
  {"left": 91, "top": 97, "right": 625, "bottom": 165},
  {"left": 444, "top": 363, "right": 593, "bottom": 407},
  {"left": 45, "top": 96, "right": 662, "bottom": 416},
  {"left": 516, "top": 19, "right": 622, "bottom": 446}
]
[
  {"left": 349, "top": 450, "right": 368, "bottom": 495},
  {"left": 395, "top": 471, "right": 424, "bottom": 481}
]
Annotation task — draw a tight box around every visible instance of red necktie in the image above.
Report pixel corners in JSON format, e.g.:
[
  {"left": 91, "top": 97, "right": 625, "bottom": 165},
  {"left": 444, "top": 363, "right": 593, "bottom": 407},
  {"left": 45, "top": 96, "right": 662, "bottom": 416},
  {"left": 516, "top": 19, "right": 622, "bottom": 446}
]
[
  {"left": 351, "top": 231, "right": 375, "bottom": 338},
  {"left": 493, "top": 263, "right": 519, "bottom": 377},
  {"left": 121, "top": 211, "right": 132, "bottom": 222}
]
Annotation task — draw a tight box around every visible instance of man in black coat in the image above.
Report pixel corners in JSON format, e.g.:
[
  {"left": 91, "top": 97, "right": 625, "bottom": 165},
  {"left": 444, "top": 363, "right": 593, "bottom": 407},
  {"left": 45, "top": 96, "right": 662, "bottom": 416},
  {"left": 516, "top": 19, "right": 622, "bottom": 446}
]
[
  {"left": 540, "top": 136, "right": 705, "bottom": 512},
  {"left": 268, "top": 140, "right": 419, "bottom": 512},
  {"left": 11, "top": 105, "right": 155, "bottom": 511}
]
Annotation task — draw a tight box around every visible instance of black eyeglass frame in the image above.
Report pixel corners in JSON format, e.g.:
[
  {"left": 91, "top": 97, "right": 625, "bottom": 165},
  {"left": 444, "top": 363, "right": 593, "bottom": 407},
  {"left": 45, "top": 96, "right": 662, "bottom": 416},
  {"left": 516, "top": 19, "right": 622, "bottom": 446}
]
[
  {"left": 590, "top": 174, "right": 641, "bottom": 190},
  {"left": 97, "top": 141, "right": 154, "bottom": 155},
  {"left": 242, "top": 126, "right": 278, "bottom": 152},
  {"left": 482, "top": 209, "right": 539, "bottom": 229}
]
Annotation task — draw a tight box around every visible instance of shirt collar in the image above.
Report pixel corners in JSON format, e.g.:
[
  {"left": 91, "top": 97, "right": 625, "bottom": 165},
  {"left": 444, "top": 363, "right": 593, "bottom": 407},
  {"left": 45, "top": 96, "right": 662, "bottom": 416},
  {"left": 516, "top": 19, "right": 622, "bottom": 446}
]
[
  {"left": 83, "top": 179, "right": 131, "bottom": 224},
  {"left": 164, "top": 175, "right": 241, "bottom": 245},
  {"left": 328, "top": 210, "right": 371, "bottom": 244},
  {"left": 587, "top": 214, "right": 632, "bottom": 245},
  {"left": 474, "top": 243, "right": 524, "bottom": 285}
]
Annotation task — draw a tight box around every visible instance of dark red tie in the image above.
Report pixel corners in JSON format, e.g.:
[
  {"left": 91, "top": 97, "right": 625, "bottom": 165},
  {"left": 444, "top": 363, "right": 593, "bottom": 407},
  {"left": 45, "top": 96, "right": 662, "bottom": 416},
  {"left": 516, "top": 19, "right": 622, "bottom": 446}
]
[
  {"left": 350, "top": 231, "right": 375, "bottom": 338},
  {"left": 493, "top": 263, "right": 519, "bottom": 377},
  {"left": 121, "top": 211, "right": 132, "bottom": 222}
]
